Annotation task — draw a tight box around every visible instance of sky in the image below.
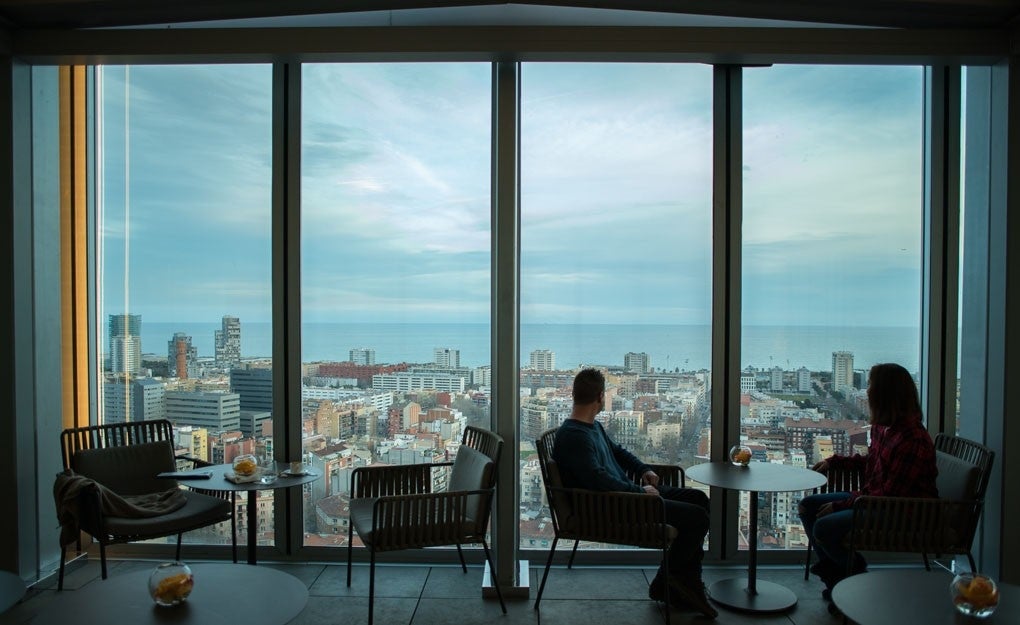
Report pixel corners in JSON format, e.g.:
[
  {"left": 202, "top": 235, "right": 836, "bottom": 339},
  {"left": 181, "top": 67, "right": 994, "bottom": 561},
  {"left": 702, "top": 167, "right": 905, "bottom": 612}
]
[{"left": 99, "top": 62, "right": 923, "bottom": 331}]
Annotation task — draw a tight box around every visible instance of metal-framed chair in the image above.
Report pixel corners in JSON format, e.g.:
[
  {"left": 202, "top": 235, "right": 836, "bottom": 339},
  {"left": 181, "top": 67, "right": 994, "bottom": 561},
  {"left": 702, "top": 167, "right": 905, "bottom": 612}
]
[
  {"left": 346, "top": 425, "right": 507, "bottom": 625},
  {"left": 56, "top": 419, "right": 233, "bottom": 589},
  {"left": 847, "top": 433, "right": 995, "bottom": 574},
  {"left": 534, "top": 427, "right": 677, "bottom": 624}
]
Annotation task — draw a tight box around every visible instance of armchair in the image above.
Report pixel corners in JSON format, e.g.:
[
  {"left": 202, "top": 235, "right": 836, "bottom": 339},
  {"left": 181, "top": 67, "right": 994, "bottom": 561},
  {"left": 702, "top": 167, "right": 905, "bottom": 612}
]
[
  {"left": 56, "top": 419, "right": 233, "bottom": 589},
  {"left": 534, "top": 428, "right": 677, "bottom": 624},
  {"left": 846, "top": 433, "right": 995, "bottom": 574},
  {"left": 346, "top": 426, "right": 506, "bottom": 625}
]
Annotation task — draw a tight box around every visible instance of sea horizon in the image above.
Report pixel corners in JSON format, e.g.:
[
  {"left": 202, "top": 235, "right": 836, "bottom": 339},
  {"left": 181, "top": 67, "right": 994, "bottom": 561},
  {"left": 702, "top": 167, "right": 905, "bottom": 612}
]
[{"left": 128, "top": 322, "right": 923, "bottom": 374}]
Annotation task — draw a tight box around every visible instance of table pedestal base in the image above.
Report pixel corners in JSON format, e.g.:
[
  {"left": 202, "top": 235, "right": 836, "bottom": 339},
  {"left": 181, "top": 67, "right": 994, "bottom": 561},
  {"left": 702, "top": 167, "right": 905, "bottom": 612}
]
[{"left": 708, "top": 578, "right": 798, "bottom": 613}]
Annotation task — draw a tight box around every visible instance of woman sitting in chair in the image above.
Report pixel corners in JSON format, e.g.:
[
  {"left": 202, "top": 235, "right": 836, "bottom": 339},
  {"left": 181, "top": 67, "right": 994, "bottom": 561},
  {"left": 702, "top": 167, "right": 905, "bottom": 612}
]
[{"left": 799, "top": 362, "right": 938, "bottom": 600}]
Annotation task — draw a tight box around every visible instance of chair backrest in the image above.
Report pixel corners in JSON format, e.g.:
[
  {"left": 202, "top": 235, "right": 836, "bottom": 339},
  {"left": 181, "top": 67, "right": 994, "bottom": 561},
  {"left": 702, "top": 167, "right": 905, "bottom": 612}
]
[
  {"left": 933, "top": 433, "right": 995, "bottom": 548},
  {"left": 535, "top": 427, "right": 573, "bottom": 528},
  {"left": 449, "top": 426, "right": 504, "bottom": 524},
  {"left": 61, "top": 419, "right": 178, "bottom": 496},
  {"left": 934, "top": 433, "right": 995, "bottom": 501}
]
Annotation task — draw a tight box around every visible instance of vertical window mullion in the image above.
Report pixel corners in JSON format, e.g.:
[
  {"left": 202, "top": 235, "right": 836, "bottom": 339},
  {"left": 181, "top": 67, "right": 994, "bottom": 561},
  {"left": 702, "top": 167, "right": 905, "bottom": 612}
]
[
  {"left": 491, "top": 59, "right": 521, "bottom": 591},
  {"left": 921, "top": 65, "right": 962, "bottom": 436},
  {"left": 711, "top": 64, "right": 742, "bottom": 562},
  {"left": 274, "top": 61, "right": 303, "bottom": 558}
]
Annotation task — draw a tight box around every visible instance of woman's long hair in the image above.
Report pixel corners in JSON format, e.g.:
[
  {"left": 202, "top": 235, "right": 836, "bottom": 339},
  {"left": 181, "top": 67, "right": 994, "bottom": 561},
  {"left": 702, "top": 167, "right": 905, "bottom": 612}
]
[{"left": 866, "top": 363, "right": 921, "bottom": 426}]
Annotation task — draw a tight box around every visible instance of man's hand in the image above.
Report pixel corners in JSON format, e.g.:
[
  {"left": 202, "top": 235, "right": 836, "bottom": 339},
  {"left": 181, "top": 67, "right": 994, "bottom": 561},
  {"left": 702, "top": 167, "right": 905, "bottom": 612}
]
[
  {"left": 641, "top": 470, "right": 660, "bottom": 488},
  {"left": 642, "top": 484, "right": 660, "bottom": 496},
  {"left": 816, "top": 502, "right": 835, "bottom": 518}
]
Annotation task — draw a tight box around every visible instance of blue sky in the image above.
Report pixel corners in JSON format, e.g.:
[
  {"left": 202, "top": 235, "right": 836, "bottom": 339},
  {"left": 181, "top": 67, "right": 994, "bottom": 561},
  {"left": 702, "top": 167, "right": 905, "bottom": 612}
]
[{"left": 100, "top": 62, "right": 922, "bottom": 330}]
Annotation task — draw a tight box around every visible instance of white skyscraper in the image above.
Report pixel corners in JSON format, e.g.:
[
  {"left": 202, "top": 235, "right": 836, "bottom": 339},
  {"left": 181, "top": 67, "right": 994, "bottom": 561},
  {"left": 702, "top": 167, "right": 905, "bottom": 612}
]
[
  {"left": 770, "top": 366, "right": 784, "bottom": 391},
  {"left": 434, "top": 347, "right": 460, "bottom": 367},
  {"left": 350, "top": 347, "right": 376, "bottom": 365},
  {"left": 529, "top": 349, "right": 556, "bottom": 370},
  {"left": 624, "top": 352, "right": 650, "bottom": 373},
  {"left": 832, "top": 351, "right": 854, "bottom": 393},
  {"left": 797, "top": 367, "right": 812, "bottom": 392},
  {"left": 109, "top": 313, "right": 142, "bottom": 375},
  {"left": 111, "top": 335, "right": 142, "bottom": 375}
]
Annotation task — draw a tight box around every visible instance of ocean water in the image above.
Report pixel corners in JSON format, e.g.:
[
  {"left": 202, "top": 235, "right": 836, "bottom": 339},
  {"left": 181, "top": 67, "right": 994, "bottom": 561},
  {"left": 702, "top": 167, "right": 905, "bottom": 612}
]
[{"left": 137, "top": 322, "right": 920, "bottom": 373}]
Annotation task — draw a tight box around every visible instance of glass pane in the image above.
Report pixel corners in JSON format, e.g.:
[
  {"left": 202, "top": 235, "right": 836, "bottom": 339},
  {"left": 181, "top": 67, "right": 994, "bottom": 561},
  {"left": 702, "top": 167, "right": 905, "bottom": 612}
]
[
  {"left": 741, "top": 65, "right": 923, "bottom": 552},
  {"left": 520, "top": 63, "right": 714, "bottom": 551},
  {"left": 98, "top": 65, "right": 273, "bottom": 548},
  {"left": 300, "top": 63, "right": 492, "bottom": 548}
]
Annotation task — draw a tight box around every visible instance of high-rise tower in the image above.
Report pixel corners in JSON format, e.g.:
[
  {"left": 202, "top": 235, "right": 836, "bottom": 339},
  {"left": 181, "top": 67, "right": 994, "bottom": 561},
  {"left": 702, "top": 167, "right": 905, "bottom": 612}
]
[
  {"left": 433, "top": 347, "right": 460, "bottom": 368},
  {"left": 168, "top": 332, "right": 199, "bottom": 379},
  {"left": 529, "top": 349, "right": 555, "bottom": 370},
  {"left": 214, "top": 315, "right": 242, "bottom": 368},
  {"left": 832, "top": 351, "right": 854, "bottom": 393},
  {"left": 624, "top": 352, "right": 650, "bottom": 373},
  {"left": 109, "top": 314, "right": 142, "bottom": 374},
  {"left": 350, "top": 347, "right": 376, "bottom": 365}
]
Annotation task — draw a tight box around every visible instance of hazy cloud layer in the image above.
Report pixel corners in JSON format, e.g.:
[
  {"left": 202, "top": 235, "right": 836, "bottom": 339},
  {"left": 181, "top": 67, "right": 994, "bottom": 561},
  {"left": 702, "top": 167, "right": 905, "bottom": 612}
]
[{"left": 101, "top": 62, "right": 922, "bottom": 332}]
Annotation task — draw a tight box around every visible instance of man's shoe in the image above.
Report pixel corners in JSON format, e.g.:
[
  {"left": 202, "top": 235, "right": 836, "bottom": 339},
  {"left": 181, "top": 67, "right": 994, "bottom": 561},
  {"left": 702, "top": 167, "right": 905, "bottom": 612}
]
[{"left": 667, "top": 576, "right": 718, "bottom": 619}]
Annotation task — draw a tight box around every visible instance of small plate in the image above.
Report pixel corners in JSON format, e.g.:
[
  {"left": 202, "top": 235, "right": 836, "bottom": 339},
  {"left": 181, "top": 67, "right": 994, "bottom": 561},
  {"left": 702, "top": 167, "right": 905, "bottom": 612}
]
[{"left": 280, "top": 469, "right": 315, "bottom": 477}]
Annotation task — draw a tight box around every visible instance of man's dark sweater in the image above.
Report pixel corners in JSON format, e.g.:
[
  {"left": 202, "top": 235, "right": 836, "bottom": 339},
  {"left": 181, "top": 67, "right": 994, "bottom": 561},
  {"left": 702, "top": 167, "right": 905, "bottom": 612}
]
[{"left": 552, "top": 418, "right": 650, "bottom": 493}]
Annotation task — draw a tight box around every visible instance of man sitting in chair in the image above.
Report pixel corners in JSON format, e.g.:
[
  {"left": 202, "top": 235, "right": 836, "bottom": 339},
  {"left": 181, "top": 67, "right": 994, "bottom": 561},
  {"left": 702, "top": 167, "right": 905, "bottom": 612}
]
[{"left": 553, "top": 368, "right": 716, "bottom": 618}]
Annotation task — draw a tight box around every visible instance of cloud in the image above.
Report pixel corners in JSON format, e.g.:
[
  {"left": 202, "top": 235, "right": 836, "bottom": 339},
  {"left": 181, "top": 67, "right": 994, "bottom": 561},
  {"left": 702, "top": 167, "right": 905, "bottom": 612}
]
[{"left": 100, "top": 62, "right": 925, "bottom": 330}]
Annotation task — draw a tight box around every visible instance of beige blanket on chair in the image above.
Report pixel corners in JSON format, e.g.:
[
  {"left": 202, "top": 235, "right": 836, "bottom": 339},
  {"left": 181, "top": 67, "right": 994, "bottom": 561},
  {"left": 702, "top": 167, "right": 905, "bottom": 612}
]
[{"left": 54, "top": 470, "right": 188, "bottom": 547}]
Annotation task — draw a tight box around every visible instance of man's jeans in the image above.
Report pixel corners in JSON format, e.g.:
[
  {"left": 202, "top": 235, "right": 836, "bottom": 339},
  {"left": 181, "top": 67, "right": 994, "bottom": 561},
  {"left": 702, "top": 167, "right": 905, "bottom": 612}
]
[{"left": 657, "top": 485, "right": 710, "bottom": 579}]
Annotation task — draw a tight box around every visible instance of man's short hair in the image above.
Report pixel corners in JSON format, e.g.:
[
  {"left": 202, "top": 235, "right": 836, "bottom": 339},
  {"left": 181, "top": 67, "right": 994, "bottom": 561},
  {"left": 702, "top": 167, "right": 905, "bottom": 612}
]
[{"left": 572, "top": 368, "right": 605, "bottom": 405}]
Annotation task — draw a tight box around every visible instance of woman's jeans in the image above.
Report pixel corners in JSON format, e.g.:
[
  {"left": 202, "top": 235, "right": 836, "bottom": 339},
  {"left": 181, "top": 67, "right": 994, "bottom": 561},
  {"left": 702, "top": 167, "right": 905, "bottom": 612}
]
[{"left": 799, "top": 492, "right": 855, "bottom": 574}]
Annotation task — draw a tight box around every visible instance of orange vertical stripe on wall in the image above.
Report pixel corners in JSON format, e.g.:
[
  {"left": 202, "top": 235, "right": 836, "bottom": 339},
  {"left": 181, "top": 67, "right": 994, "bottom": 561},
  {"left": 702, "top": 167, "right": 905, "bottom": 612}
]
[{"left": 59, "top": 65, "right": 89, "bottom": 431}]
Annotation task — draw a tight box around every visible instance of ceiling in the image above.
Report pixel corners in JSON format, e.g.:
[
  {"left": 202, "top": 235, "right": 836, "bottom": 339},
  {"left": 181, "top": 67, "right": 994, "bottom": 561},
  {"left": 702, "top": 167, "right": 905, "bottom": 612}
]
[{"left": 1, "top": 0, "right": 1019, "bottom": 31}]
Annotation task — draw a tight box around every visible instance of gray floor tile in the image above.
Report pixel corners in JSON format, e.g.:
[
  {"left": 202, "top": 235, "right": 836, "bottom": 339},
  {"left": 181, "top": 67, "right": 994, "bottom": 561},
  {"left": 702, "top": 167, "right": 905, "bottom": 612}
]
[
  {"left": 14, "top": 559, "right": 860, "bottom": 625},
  {"left": 530, "top": 566, "right": 652, "bottom": 600},
  {"left": 421, "top": 565, "right": 492, "bottom": 599},
  {"left": 289, "top": 595, "right": 417, "bottom": 625},
  {"left": 413, "top": 597, "right": 535, "bottom": 625},
  {"left": 263, "top": 563, "right": 327, "bottom": 588},
  {"left": 787, "top": 598, "right": 842, "bottom": 625},
  {"left": 311, "top": 564, "right": 429, "bottom": 598},
  {"left": 0, "top": 589, "right": 57, "bottom": 625},
  {"left": 536, "top": 598, "right": 669, "bottom": 625}
]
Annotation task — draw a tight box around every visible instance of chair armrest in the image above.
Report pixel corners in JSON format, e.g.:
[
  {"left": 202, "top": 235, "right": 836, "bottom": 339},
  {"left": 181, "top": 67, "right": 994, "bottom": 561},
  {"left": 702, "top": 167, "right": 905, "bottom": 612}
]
[
  {"left": 351, "top": 462, "right": 454, "bottom": 498},
  {"left": 549, "top": 486, "right": 676, "bottom": 547},
  {"left": 641, "top": 463, "right": 686, "bottom": 488},
  {"left": 370, "top": 489, "right": 494, "bottom": 549},
  {"left": 821, "top": 464, "right": 864, "bottom": 492},
  {"left": 175, "top": 454, "right": 214, "bottom": 469}
]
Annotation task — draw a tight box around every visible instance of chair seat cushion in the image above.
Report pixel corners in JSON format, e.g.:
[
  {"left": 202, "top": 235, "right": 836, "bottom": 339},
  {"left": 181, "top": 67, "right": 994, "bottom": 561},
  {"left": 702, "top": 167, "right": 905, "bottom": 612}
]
[
  {"left": 98, "top": 491, "right": 231, "bottom": 539},
  {"left": 349, "top": 497, "right": 478, "bottom": 550}
]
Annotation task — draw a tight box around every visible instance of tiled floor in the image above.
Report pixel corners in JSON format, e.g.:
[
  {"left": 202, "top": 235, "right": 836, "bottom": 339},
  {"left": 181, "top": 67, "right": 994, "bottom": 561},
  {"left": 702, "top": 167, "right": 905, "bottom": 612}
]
[{"left": 1, "top": 559, "right": 868, "bottom": 625}]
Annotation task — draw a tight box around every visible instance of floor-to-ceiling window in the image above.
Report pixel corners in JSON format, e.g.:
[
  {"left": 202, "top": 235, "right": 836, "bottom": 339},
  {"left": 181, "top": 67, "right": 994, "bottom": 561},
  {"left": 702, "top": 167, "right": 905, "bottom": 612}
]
[
  {"left": 739, "top": 65, "right": 924, "bottom": 552},
  {"left": 518, "top": 63, "right": 714, "bottom": 550},
  {"left": 72, "top": 53, "right": 977, "bottom": 568},
  {"left": 299, "top": 63, "right": 492, "bottom": 548},
  {"left": 97, "top": 64, "right": 273, "bottom": 547}
]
